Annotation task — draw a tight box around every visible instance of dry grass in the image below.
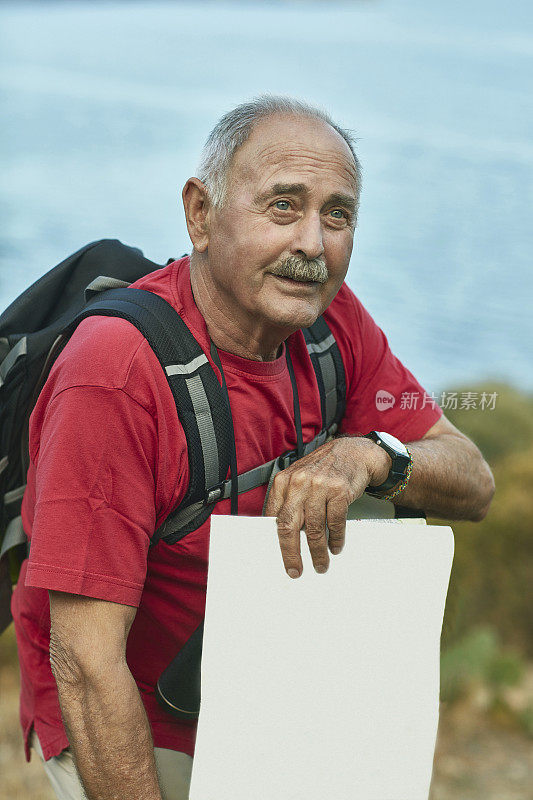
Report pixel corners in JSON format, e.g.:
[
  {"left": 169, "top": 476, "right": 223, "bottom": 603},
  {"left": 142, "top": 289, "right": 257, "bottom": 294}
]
[
  {"left": 430, "top": 701, "right": 533, "bottom": 800},
  {"left": 0, "top": 661, "right": 55, "bottom": 799}
]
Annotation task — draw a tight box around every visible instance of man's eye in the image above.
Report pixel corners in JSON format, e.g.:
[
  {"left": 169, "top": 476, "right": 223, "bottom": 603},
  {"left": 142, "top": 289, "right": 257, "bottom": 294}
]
[
  {"left": 330, "top": 209, "right": 345, "bottom": 219},
  {"left": 274, "top": 200, "right": 290, "bottom": 211}
]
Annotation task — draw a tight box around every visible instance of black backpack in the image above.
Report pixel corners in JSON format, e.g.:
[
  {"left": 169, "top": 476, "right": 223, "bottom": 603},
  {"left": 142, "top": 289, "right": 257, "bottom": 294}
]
[{"left": 0, "top": 239, "right": 348, "bottom": 717}]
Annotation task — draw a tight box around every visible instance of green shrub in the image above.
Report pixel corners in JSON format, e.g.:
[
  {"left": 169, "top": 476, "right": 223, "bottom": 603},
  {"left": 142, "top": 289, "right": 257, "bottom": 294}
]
[
  {"left": 433, "top": 385, "right": 533, "bottom": 657},
  {"left": 440, "top": 625, "right": 525, "bottom": 702},
  {"left": 444, "top": 383, "right": 533, "bottom": 464},
  {"left": 441, "top": 626, "right": 499, "bottom": 702},
  {"left": 440, "top": 441, "right": 533, "bottom": 656}
]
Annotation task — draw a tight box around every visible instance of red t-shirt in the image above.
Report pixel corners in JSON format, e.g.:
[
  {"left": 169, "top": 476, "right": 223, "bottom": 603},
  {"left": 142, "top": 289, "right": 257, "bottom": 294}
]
[{"left": 12, "top": 257, "right": 441, "bottom": 761}]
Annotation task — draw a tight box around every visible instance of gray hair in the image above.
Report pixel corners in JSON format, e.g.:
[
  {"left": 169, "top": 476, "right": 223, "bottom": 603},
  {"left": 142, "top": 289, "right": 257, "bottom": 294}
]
[{"left": 197, "top": 95, "right": 362, "bottom": 218}]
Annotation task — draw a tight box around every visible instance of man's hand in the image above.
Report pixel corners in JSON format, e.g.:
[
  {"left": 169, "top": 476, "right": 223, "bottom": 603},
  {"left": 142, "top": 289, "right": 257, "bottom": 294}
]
[
  {"left": 264, "top": 416, "right": 495, "bottom": 580},
  {"left": 264, "top": 437, "right": 391, "bottom": 579}
]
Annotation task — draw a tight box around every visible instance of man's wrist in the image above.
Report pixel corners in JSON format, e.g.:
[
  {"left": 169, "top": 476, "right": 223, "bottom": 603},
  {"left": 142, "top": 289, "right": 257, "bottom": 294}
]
[
  {"left": 365, "top": 438, "right": 393, "bottom": 486},
  {"left": 362, "top": 431, "right": 412, "bottom": 499},
  {"left": 341, "top": 435, "right": 392, "bottom": 486}
]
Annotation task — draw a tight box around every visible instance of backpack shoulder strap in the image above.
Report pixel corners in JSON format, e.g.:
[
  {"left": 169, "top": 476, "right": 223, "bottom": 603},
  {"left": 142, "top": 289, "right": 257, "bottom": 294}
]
[
  {"left": 65, "top": 299, "right": 346, "bottom": 546},
  {"left": 67, "top": 287, "right": 232, "bottom": 543},
  {"left": 303, "top": 315, "right": 346, "bottom": 435}
]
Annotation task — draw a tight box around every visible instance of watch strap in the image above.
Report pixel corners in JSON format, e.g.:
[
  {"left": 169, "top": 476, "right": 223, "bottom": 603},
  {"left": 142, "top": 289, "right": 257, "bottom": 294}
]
[{"left": 364, "top": 431, "right": 412, "bottom": 499}]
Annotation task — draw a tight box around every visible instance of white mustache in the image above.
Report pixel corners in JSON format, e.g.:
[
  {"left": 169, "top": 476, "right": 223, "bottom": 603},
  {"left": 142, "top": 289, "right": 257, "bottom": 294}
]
[{"left": 269, "top": 256, "right": 329, "bottom": 284}]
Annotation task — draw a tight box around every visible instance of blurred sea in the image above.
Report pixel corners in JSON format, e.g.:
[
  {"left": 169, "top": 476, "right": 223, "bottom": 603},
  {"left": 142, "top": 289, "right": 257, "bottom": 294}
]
[{"left": 1, "top": 0, "right": 532, "bottom": 392}]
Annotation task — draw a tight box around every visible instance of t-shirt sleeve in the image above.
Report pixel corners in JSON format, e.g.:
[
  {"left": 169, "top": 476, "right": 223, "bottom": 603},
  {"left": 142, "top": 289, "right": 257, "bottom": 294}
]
[
  {"left": 25, "top": 384, "right": 159, "bottom": 606},
  {"left": 337, "top": 291, "right": 442, "bottom": 442}
]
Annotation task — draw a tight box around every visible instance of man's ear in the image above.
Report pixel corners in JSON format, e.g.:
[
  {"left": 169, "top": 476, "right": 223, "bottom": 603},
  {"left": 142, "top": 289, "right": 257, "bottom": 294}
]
[{"left": 182, "top": 178, "right": 211, "bottom": 253}]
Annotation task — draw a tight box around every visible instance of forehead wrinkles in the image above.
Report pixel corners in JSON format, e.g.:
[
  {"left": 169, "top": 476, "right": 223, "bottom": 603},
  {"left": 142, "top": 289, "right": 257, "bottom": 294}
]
[
  {"left": 232, "top": 141, "right": 358, "bottom": 196},
  {"left": 255, "top": 144, "right": 358, "bottom": 186}
]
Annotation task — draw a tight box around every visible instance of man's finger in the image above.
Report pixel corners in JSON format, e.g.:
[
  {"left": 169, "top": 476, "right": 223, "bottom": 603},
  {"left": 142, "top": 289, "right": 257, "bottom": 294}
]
[
  {"left": 302, "top": 492, "right": 330, "bottom": 574},
  {"left": 326, "top": 494, "right": 348, "bottom": 555},
  {"left": 276, "top": 501, "right": 304, "bottom": 579},
  {"left": 263, "top": 470, "right": 288, "bottom": 518}
]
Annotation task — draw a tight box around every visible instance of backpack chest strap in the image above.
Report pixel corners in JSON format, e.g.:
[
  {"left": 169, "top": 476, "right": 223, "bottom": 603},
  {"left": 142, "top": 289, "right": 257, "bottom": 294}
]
[{"left": 153, "top": 423, "right": 337, "bottom": 545}]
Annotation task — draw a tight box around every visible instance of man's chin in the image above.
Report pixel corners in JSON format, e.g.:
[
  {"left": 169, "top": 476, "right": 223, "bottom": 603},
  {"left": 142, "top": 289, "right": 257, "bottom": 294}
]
[{"left": 262, "top": 299, "right": 322, "bottom": 331}]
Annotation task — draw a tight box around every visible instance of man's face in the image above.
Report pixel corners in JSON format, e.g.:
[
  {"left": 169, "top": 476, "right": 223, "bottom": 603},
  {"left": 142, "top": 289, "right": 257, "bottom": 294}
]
[{"left": 202, "top": 114, "right": 358, "bottom": 332}]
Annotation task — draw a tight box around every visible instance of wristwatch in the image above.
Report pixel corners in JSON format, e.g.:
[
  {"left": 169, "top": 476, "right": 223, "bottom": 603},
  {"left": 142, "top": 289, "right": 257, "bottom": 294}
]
[{"left": 364, "top": 431, "right": 412, "bottom": 498}]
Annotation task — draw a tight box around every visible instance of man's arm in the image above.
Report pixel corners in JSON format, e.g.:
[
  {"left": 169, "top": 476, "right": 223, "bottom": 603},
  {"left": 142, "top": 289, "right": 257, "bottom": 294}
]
[
  {"left": 264, "top": 414, "right": 494, "bottom": 578},
  {"left": 49, "top": 591, "right": 163, "bottom": 800},
  {"left": 395, "top": 415, "right": 495, "bottom": 521}
]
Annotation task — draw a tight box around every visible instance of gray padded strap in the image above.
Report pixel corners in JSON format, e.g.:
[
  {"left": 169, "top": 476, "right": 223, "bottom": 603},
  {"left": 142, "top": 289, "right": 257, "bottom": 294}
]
[
  {"left": 84, "top": 275, "right": 131, "bottom": 302},
  {"left": 4, "top": 484, "right": 26, "bottom": 508},
  {"left": 0, "top": 456, "right": 8, "bottom": 477},
  {"left": 0, "top": 337, "right": 9, "bottom": 362},
  {"left": 154, "top": 369, "right": 224, "bottom": 531},
  {"left": 305, "top": 333, "right": 336, "bottom": 355},
  {"left": 166, "top": 355, "right": 209, "bottom": 376},
  {"left": 0, "top": 516, "right": 26, "bottom": 559},
  {"left": 222, "top": 461, "right": 274, "bottom": 500},
  {"left": 318, "top": 350, "right": 338, "bottom": 428},
  {"left": 165, "top": 499, "right": 207, "bottom": 532},
  {"left": 185, "top": 375, "right": 219, "bottom": 490},
  {"left": 0, "top": 336, "right": 27, "bottom": 387},
  {"left": 306, "top": 334, "right": 338, "bottom": 430}
]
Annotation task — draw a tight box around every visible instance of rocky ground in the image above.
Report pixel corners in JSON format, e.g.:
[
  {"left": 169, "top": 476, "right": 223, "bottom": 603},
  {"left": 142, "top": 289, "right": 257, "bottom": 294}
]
[
  {"left": 430, "top": 704, "right": 533, "bottom": 800},
  {"left": 1, "top": 661, "right": 532, "bottom": 799}
]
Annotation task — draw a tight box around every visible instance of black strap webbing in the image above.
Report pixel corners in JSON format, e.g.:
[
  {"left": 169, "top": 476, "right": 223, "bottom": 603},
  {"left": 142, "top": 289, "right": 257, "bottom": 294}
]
[
  {"left": 210, "top": 342, "right": 239, "bottom": 516},
  {"left": 285, "top": 343, "right": 304, "bottom": 459},
  {"left": 303, "top": 316, "right": 346, "bottom": 431}
]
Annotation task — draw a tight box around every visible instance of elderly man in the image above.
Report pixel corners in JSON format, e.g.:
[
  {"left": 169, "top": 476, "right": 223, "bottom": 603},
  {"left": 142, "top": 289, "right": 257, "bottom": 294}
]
[{"left": 12, "top": 96, "right": 494, "bottom": 800}]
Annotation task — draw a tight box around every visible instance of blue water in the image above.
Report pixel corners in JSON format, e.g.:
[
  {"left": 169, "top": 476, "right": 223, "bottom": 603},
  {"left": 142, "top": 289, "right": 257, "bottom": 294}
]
[{"left": 1, "top": 0, "right": 532, "bottom": 392}]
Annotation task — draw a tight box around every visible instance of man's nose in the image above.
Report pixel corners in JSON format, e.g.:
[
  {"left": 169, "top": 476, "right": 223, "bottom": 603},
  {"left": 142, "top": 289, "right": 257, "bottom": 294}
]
[{"left": 290, "top": 213, "right": 324, "bottom": 261}]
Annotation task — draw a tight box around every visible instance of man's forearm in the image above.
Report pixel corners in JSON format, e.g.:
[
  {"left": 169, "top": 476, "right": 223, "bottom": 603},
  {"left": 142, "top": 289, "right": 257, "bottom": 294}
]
[
  {"left": 398, "top": 431, "right": 495, "bottom": 521},
  {"left": 52, "top": 651, "right": 162, "bottom": 800},
  {"left": 265, "top": 419, "right": 494, "bottom": 576}
]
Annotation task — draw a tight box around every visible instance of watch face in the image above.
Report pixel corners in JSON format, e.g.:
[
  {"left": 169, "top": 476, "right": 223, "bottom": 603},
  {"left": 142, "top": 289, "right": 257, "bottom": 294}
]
[{"left": 376, "top": 431, "right": 408, "bottom": 456}]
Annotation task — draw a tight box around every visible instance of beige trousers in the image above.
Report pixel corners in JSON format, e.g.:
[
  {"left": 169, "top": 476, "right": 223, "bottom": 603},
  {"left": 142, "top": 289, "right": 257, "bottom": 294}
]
[{"left": 31, "top": 730, "right": 193, "bottom": 800}]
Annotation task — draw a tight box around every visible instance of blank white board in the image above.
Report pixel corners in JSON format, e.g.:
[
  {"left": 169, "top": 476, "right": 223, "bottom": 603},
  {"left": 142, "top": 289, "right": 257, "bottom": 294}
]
[{"left": 189, "top": 518, "right": 454, "bottom": 800}]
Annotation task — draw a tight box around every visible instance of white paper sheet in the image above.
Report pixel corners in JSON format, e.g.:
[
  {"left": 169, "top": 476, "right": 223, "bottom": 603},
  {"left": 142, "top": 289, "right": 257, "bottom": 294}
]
[{"left": 190, "top": 517, "right": 454, "bottom": 800}]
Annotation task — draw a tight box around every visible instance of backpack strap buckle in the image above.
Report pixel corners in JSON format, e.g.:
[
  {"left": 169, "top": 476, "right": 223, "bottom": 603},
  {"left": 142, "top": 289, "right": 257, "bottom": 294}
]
[
  {"left": 277, "top": 450, "right": 297, "bottom": 471},
  {"left": 205, "top": 481, "right": 228, "bottom": 506}
]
